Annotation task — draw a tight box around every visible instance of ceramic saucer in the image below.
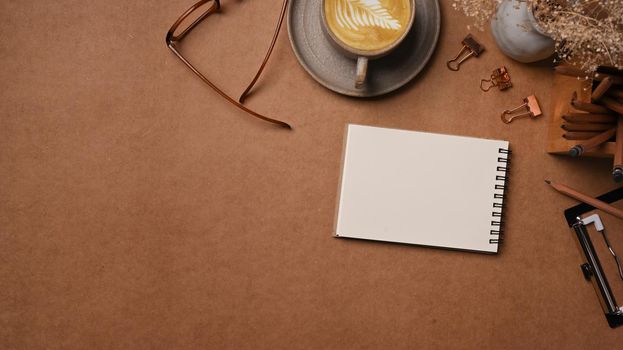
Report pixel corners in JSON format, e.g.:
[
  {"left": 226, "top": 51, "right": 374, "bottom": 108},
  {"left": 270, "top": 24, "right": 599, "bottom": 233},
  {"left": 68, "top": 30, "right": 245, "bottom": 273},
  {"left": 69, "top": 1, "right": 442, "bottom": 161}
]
[{"left": 287, "top": 0, "right": 441, "bottom": 97}]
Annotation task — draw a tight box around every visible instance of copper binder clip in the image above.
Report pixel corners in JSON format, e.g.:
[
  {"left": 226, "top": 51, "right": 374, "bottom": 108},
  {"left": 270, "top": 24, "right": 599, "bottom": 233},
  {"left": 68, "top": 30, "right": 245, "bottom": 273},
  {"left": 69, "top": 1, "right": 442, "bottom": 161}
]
[
  {"left": 446, "top": 34, "right": 485, "bottom": 71},
  {"left": 501, "top": 95, "right": 542, "bottom": 124},
  {"left": 480, "top": 66, "right": 512, "bottom": 92}
]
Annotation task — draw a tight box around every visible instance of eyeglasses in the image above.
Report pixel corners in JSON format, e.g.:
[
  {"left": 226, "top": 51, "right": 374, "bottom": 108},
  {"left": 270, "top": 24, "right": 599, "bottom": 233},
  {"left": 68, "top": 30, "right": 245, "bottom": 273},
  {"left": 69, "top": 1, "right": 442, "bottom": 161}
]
[{"left": 166, "top": 0, "right": 292, "bottom": 129}]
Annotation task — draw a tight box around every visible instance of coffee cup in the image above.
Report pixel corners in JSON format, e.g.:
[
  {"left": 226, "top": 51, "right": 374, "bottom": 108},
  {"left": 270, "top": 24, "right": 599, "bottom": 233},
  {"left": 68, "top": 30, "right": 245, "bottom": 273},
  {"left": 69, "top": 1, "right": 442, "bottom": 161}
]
[{"left": 321, "top": 0, "right": 416, "bottom": 89}]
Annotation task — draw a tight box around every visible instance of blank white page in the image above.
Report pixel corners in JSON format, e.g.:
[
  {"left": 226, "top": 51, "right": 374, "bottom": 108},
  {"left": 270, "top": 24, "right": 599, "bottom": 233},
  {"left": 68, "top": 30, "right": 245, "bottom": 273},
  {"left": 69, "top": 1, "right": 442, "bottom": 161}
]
[{"left": 335, "top": 124, "right": 509, "bottom": 253}]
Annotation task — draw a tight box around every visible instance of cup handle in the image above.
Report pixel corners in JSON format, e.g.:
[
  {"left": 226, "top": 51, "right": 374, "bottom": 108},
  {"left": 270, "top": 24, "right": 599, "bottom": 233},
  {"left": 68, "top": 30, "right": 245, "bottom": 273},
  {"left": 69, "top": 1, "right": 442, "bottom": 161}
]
[{"left": 355, "top": 57, "right": 368, "bottom": 89}]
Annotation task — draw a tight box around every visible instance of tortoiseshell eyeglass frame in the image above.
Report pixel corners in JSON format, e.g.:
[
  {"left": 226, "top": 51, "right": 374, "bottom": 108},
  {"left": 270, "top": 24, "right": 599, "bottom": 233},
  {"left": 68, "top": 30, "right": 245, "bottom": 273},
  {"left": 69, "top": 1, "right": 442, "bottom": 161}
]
[{"left": 165, "top": 0, "right": 292, "bottom": 129}]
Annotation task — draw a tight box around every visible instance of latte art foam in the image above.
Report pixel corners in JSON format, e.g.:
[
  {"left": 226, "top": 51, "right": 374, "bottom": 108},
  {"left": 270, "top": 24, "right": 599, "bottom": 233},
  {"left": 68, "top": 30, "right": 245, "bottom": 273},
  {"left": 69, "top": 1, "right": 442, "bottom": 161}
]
[{"left": 324, "top": 0, "right": 412, "bottom": 52}]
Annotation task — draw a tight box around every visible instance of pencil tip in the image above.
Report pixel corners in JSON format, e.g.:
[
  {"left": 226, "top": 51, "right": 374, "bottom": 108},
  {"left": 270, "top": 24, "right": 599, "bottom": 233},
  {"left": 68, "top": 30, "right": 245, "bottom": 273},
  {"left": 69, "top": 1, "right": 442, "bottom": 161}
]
[
  {"left": 544, "top": 179, "right": 551, "bottom": 185},
  {"left": 568, "top": 146, "right": 581, "bottom": 157}
]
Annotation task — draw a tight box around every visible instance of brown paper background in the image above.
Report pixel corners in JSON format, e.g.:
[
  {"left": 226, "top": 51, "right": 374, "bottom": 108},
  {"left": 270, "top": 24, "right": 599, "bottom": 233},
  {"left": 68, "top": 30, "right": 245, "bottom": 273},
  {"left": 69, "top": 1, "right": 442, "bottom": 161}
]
[{"left": 2, "top": 0, "right": 623, "bottom": 348}]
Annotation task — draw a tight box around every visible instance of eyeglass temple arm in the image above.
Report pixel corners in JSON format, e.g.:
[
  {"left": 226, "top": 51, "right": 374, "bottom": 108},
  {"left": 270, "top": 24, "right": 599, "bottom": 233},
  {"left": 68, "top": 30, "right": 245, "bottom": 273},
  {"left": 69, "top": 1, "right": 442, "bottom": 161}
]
[
  {"left": 239, "top": 0, "right": 289, "bottom": 104},
  {"left": 166, "top": 0, "right": 220, "bottom": 44},
  {"left": 166, "top": 0, "right": 292, "bottom": 129}
]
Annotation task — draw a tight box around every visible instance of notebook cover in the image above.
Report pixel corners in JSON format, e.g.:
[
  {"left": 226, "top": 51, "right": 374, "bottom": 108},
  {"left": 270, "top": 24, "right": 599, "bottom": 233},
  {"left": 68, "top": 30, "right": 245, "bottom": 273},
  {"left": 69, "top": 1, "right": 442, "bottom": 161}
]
[{"left": 335, "top": 124, "right": 510, "bottom": 253}]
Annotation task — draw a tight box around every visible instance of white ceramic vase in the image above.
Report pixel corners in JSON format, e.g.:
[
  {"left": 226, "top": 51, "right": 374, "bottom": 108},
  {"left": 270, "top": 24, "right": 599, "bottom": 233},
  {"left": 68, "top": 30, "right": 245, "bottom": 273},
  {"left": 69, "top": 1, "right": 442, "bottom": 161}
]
[{"left": 490, "top": 0, "right": 555, "bottom": 63}]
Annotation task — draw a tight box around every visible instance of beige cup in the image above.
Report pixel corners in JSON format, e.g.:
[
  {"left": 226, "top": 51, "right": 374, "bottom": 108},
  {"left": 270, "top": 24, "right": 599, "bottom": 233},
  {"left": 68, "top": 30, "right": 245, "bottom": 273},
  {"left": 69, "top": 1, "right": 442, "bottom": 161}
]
[{"left": 321, "top": 0, "right": 416, "bottom": 89}]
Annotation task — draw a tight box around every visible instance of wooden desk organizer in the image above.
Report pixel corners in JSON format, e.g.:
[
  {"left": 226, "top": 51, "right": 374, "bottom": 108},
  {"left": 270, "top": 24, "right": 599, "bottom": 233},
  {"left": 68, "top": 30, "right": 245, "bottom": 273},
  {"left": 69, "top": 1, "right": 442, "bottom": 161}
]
[{"left": 547, "top": 74, "right": 616, "bottom": 157}]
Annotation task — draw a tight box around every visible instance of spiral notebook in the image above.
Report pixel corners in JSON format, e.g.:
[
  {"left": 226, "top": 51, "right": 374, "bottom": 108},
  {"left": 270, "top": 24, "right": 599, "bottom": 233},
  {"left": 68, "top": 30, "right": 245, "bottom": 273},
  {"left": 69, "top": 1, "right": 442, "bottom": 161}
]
[{"left": 335, "top": 124, "right": 510, "bottom": 253}]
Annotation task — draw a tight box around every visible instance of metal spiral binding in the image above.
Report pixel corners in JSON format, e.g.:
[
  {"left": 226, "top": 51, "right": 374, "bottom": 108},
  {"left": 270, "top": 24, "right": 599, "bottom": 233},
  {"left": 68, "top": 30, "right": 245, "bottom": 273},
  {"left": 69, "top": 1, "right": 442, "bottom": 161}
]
[{"left": 491, "top": 148, "right": 510, "bottom": 244}]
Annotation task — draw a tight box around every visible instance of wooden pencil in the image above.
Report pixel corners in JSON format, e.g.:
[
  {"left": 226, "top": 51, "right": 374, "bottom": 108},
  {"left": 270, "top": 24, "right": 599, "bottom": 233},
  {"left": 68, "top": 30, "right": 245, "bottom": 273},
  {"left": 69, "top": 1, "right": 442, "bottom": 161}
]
[
  {"left": 545, "top": 180, "right": 623, "bottom": 220},
  {"left": 554, "top": 65, "right": 587, "bottom": 77},
  {"left": 568, "top": 127, "right": 616, "bottom": 156},
  {"left": 602, "top": 96, "right": 623, "bottom": 115},
  {"left": 562, "top": 123, "right": 615, "bottom": 132},
  {"left": 592, "top": 76, "right": 613, "bottom": 102},
  {"left": 608, "top": 89, "right": 623, "bottom": 99},
  {"left": 614, "top": 117, "right": 623, "bottom": 182},
  {"left": 596, "top": 72, "right": 623, "bottom": 85},
  {"left": 571, "top": 92, "right": 612, "bottom": 114},
  {"left": 563, "top": 113, "right": 616, "bottom": 124},
  {"left": 563, "top": 131, "right": 601, "bottom": 140}
]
